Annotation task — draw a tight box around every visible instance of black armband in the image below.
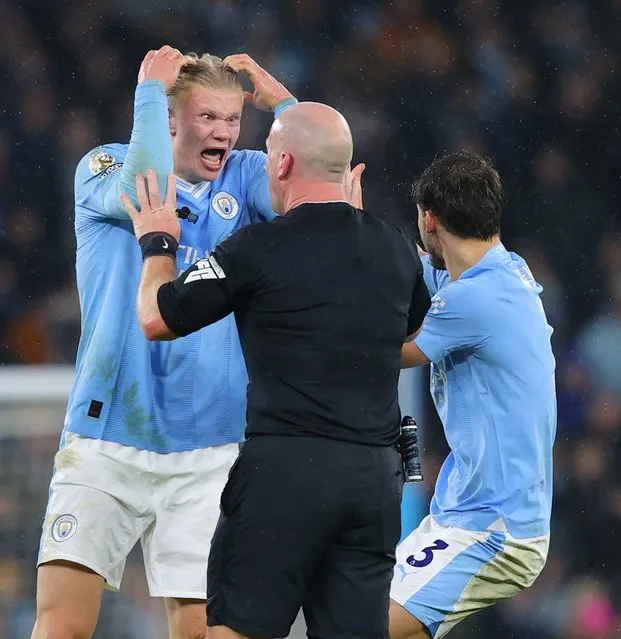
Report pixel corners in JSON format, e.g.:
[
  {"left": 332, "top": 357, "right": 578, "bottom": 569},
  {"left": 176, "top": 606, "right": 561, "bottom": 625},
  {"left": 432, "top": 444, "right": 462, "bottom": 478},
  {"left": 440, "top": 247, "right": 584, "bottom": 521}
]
[{"left": 139, "top": 232, "right": 179, "bottom": 260}]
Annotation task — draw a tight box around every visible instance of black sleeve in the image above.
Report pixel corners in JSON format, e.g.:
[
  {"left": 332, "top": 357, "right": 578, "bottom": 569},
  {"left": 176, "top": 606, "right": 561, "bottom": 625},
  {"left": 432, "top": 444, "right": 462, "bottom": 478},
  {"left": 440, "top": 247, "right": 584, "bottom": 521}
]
[
  {"left": 406, "top": 254, "right": 431, "bottom": 336},
  {"left": 157, "top": 228, "right": 258, "bottom": 337}
]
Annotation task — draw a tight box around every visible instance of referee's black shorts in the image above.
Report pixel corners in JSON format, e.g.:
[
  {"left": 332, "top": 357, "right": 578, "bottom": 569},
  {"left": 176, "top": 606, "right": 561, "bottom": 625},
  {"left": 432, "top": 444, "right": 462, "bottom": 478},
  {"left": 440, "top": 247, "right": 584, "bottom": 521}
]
[{"left": 207, "top": 434, "right": 404, "bottom": 639}]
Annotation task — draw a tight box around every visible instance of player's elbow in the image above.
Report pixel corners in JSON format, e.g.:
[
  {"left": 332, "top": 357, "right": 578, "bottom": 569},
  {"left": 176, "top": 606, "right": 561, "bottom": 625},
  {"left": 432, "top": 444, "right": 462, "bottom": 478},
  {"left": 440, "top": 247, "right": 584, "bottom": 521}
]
[{"left": 139, "top": 312, "right": 175, "bottom": 341}]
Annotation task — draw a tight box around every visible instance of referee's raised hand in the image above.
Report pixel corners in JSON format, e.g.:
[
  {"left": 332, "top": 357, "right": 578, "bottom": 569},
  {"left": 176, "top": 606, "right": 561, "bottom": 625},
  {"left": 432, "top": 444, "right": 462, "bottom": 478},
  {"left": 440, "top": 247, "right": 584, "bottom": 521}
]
[
  {"left": 223, "top": 53, "right": 295, "bottom": 111},
  {"left": 138, "top": 45, "right": 196, "bottom": 90},
  {"left": 121, "top": 171, "right": 180, "bottom": 242},
  {"left": 345, "top": 163, "right": 365, "bottom": 210}
]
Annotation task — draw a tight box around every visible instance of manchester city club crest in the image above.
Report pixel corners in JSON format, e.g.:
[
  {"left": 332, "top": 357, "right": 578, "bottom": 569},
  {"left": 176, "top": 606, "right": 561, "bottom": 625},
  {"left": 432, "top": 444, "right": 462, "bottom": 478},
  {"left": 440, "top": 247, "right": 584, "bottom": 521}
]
[
  {"left": 51, "top": 513, "right": 78, "bottom": 542},
  {"left": 88, "top": 151, "right": 116, "bottom": 175},
  {"left": 212, "top": 191, "right": 239, "bottom": 220}
]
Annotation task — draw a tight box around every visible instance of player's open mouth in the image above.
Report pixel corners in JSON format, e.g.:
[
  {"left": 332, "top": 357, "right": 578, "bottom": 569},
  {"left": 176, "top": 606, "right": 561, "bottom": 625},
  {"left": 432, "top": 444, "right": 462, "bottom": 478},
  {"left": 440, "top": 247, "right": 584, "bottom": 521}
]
[{"left": 200, "top": 148, "right": 226, "bottom": 171}]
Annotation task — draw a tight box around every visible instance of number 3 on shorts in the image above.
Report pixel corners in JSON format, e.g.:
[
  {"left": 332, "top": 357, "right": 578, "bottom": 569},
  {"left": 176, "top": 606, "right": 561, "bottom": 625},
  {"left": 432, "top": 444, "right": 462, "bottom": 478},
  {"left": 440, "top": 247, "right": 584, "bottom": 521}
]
[{"left": 406, "top": 539, "right": 449, "bottom": 568}]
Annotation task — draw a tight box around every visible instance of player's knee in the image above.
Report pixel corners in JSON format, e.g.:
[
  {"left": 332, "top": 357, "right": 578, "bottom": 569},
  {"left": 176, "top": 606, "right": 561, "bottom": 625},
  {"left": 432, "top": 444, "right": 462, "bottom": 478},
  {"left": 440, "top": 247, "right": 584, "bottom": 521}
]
[
  {"left": 31, "top": 608, "right": 94, "bottom": 639},
  {"left": 166, "top": 599, "right": 207, "bottom": 639}
]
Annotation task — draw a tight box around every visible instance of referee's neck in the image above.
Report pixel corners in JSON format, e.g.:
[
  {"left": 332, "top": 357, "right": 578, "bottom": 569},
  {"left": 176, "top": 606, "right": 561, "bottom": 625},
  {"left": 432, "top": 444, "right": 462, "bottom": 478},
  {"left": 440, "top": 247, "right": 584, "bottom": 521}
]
[{"left": 283, "top": 182, "right": 349, "bottom": 215}]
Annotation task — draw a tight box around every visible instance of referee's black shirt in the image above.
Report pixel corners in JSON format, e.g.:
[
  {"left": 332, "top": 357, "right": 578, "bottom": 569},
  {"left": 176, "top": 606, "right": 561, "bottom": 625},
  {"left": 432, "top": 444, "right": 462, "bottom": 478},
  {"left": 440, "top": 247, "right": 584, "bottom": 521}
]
[{"left": 158, "top": 202, "right": 430, "bottom": 446}]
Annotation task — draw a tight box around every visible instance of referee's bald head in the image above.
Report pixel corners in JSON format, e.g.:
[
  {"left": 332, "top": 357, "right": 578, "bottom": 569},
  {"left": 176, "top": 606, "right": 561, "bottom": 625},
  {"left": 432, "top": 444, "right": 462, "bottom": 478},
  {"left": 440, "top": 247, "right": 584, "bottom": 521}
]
[{"left": 269, "top": 102, "right": 353, "bottom": 181}]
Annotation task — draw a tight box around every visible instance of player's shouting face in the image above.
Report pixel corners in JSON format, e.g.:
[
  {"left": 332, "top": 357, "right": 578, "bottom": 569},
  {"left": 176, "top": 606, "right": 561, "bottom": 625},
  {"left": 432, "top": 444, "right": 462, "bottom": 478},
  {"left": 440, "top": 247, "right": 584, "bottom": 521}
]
[{"left": 169, "top": 84, "right": 243, "bottom": 183}]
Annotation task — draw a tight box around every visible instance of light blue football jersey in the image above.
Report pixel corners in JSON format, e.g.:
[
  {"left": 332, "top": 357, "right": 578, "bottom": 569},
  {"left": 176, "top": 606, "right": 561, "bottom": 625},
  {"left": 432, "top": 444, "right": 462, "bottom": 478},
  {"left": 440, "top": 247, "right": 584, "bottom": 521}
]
[
  {"left": 64, "top": 80, "right": 277, "bottom": 453},
  {"left": 416, "top": 244, "right": 557, "bottom": 538}
]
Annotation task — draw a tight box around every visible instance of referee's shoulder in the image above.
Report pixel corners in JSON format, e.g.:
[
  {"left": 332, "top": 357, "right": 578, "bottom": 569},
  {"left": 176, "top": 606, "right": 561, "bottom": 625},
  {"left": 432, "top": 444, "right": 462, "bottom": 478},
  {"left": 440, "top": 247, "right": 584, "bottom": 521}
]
[{"left": 356, "top": 207, "right": 418, "bottom": 252}]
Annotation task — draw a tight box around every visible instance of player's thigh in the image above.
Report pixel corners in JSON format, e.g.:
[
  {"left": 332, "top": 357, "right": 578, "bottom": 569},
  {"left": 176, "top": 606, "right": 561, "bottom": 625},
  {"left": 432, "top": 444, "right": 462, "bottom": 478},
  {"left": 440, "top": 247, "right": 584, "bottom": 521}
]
[
  {"left": 389, "top": 600, "right": 431, "bottom": 639},
  {"left": 39, "top": 435, "right": 153, "bottom": 591},
  {"left": 208, "top": 436, "right": 344, "bottom": 639},
  {"left": 303, "top": 446, "right": 404, "bottom": 639},
  {"left": 390, "top": 516, "right": 548, "bottom": 639},
  {"left": 165, "top": 598, "right": 207, "bottom": 639},
  {"left": 142, "top": 443, "right": 240, "bottom": 599},
  {"left": 32, "top": 560, "right": 104, "bottom": 639}
]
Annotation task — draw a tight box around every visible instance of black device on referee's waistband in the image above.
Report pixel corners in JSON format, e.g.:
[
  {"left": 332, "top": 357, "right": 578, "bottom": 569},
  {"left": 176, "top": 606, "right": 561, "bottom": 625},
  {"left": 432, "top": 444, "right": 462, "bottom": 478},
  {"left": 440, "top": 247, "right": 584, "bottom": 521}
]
[
  {"left": 176, "top": 206, "right": 199, "bottom": 224},
  {"left": 398, "top": 416, "right": 423, "bottom": 483}
]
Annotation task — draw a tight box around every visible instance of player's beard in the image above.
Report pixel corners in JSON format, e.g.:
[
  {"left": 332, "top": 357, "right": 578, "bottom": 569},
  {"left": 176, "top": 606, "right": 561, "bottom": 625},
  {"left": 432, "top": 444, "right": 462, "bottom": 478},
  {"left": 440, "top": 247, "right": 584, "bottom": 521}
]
[
  {"left": 420, "top": 234, "right": 447, "bottom": 271},
  {"left": 428, "top": 249, "right": 447, "bottom": 270}
]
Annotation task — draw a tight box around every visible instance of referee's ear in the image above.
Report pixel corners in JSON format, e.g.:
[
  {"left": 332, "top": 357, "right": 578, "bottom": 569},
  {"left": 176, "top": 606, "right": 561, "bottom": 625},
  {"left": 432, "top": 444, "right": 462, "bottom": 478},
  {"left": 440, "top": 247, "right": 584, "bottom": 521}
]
[{"left": 278, "top": 151, "right": 293, "bottom": 180}]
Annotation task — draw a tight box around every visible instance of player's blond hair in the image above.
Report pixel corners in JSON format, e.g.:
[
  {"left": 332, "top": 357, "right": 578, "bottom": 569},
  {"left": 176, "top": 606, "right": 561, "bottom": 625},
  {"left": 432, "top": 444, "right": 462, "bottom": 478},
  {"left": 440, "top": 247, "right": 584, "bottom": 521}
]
[{"left": 168, "top": 53, "right": 242, "bottom": 99}]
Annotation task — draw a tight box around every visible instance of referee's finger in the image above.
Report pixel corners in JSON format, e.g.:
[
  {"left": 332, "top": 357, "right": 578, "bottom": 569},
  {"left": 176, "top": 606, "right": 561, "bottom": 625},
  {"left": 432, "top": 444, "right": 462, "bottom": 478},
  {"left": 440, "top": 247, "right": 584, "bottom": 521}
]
[
  {"left": 136, "top": 173, "right": 150, "bottom": 210},
  {"left": 146, "top": 170, "right": 162, "bottom": 210},
  {"left": 164, "top": 173, "right": 177, "bottom": 210}
]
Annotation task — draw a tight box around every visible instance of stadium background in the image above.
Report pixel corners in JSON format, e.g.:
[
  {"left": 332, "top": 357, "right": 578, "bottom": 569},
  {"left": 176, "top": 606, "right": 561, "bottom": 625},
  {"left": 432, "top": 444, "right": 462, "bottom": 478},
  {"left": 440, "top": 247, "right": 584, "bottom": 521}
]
[{"left": 1, "top": 0, "right": 620, "bottom": 637}]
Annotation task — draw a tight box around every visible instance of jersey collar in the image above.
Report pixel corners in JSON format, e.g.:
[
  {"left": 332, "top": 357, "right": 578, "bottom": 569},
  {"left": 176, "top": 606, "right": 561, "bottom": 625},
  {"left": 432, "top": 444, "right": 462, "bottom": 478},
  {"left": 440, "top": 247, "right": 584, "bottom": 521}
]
[
  {"left": 176, "top": 176, "right": 211, "bottom": 199},
  {"left": 459, "top": 242, "right": 509, "bottom": 280}
]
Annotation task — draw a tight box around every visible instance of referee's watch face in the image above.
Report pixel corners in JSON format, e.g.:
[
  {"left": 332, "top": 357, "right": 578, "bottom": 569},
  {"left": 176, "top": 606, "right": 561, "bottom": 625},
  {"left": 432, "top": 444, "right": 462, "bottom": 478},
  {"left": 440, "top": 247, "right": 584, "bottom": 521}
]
[{"left": 170, "top": 84, "right": 244, "bottom": 184}]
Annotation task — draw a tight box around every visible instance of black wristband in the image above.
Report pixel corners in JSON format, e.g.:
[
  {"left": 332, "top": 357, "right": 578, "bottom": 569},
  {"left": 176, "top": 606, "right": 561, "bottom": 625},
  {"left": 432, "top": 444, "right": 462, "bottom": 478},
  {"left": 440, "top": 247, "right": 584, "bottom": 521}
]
[{"left": 139, "top": 232, "right": 179, "bottom": 261}]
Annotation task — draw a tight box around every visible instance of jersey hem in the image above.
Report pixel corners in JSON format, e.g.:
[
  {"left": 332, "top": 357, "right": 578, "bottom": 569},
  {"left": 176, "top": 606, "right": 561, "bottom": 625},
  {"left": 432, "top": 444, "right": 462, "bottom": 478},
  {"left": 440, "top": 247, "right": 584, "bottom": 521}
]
[{"left": 62, "top": 426, "right": 244, "bottom": 454}]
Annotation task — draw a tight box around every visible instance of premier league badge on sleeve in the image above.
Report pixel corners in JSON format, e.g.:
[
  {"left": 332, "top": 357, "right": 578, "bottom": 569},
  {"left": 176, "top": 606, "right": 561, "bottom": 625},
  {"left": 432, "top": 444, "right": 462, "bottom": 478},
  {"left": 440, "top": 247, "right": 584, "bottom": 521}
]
[
  {"left": 88, "top": 151, "right": 116, "bottom": 175},
  {"left": 51, "top": 514, "right": 78, "bottom": 542},
  {"left": 212, "top": 191, "right": 239, "bottom": 220}
]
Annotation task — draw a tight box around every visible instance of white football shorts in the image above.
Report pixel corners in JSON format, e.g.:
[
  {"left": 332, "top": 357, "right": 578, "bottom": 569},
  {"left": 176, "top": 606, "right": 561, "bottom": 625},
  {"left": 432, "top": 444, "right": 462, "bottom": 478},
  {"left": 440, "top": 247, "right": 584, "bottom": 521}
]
[
  {"left": 38, "top": 432, "right": 239, "bottom": 598},
  {"left": 391, "top": 515, "right": 549, "bottom": 638}
]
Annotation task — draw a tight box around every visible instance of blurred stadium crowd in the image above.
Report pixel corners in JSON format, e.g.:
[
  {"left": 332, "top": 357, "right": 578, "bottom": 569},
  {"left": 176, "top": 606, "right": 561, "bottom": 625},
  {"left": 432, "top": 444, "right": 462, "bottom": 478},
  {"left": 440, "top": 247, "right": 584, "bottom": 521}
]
[{"left": 1, "top": 0, "right": 620, "bottom": 637}]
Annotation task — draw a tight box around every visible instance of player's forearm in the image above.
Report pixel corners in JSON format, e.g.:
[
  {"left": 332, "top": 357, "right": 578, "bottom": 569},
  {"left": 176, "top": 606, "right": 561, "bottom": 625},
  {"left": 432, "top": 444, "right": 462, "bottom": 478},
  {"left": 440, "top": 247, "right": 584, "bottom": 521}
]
[
  {"left": 121, "top": 81, "right": 173, "bottom": 203},
  {"left": 401, "top": 341, "right": 430, "bottom": 368},
  {"left": 137, "top": 256, "right": 178, "bottom": 341}
]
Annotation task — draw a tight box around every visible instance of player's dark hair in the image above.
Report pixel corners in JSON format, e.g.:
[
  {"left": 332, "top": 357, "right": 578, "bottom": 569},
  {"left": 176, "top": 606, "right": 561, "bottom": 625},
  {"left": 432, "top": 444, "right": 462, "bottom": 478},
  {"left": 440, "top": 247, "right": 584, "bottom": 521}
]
[{"left": 412, "top": 151, "right": 502, "bottom": 241}]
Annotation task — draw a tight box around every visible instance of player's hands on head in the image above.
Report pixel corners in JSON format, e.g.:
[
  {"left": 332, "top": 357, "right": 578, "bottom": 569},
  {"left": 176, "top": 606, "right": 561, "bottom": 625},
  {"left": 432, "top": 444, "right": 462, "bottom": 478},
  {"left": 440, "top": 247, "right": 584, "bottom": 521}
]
[
  {"left": 138, "top": 45, "right": 197, "bottom": 90},
  {"left": 345, "top": 163, "right": 365, "bottom": 210},
  {"left": 121, "top": 171, "right": 180, "bottom": 242},
  {"left": 223, "top": 53, "right": 295, "bottom": 111}
]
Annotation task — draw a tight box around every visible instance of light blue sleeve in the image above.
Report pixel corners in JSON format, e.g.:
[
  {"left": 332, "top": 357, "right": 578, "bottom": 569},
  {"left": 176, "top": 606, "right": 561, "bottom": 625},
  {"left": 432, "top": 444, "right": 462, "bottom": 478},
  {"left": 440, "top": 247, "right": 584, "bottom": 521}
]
[
  {"left": 420, "top": 255, "right": 450, "bottom": 296},
  {"left": 75, "top": 80, "right": 173, "bottom": 220},
  {"left": 245, "top": 99, "right": 298, "bottom": 223},
  {"left": 245, "top": 151, "right": 278, "bottom": 223},
  {"left": 414, "top": 279, "right": 491, "bottom": 363}
]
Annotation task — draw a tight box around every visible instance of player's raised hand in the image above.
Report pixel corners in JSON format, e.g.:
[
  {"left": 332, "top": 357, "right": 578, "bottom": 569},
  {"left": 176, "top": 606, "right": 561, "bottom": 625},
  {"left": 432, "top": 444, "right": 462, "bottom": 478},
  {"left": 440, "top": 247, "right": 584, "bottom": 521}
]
[
  {"left": 345, "top": 163, "right": 365, "bottom": 210},
  {"left": 138, "top": 46, "right": 196, "bottom": 90},
  {"left": 223, "top": 53, "right": 295, "bottom": 111},
  {"left": 121, "top": 171, "right": 180, "bottom": 242}
]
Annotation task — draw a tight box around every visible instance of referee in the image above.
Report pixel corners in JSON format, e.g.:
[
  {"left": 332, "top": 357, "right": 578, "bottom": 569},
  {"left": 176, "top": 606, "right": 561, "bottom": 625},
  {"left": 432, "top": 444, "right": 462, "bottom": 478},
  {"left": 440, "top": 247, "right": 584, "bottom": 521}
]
[{"left": 122, "top": 102, "right": 430, "bottom": 639}]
